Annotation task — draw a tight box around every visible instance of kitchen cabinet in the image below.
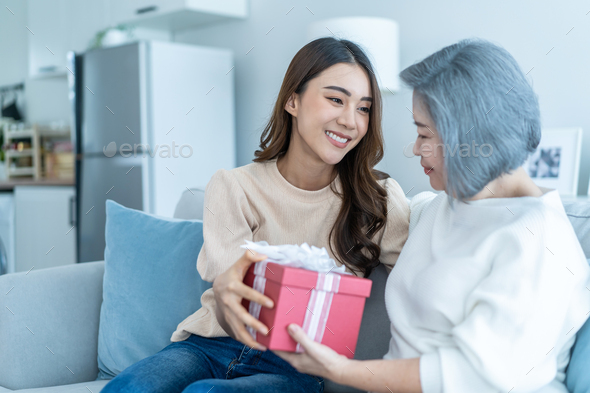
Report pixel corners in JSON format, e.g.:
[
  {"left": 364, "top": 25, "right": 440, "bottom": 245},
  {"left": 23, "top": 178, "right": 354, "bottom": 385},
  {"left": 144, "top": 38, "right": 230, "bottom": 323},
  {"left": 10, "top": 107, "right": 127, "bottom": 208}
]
[
  {"left": 27, "top": 0, "right": 108, "bottom": 78},
  {"left": 108, "top": 0, "right": 248, "bottom": 31},
  {"left": 27, "top": 0, "right": 68, "bottom": 78},
  {"left": 14, "top": 186, "right": 76, "bottom": 272}
]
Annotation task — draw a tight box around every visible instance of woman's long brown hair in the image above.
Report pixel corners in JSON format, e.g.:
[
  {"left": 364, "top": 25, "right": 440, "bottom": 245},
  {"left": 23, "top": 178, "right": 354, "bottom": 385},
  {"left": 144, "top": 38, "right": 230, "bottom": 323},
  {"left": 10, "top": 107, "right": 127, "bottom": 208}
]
[{"left": 254, "top": 37, "right": 389, "bottom": 278}]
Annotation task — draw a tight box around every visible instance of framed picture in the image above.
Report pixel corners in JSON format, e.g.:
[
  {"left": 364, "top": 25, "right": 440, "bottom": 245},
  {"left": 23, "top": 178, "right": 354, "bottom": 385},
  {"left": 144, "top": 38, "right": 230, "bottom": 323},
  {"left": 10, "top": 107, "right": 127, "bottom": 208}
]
[{"left": 524, "top": 128, "right": 583, "bottom": 196}]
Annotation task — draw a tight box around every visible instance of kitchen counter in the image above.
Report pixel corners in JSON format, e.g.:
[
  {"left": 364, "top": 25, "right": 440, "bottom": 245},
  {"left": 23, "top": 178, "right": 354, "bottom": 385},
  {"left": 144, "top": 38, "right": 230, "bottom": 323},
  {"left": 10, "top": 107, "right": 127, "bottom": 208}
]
[{"left": 0, "top": 177, "right": 74, "bottom": 191}]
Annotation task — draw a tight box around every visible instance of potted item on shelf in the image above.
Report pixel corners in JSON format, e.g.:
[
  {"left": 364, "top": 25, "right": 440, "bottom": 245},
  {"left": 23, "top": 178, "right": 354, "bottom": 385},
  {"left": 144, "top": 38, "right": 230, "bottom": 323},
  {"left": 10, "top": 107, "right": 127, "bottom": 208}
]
[{"left": 88, "top": 25, "right": 135, "bottom": 50}]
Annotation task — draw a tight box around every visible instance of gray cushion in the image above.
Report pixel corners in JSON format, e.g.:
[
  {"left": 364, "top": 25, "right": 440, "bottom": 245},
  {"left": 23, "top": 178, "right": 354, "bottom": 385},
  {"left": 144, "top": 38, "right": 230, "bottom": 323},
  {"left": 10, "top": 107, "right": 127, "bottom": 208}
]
[
  {"left": 0, "top": 261, "right": 105, "bottom": 390},
  {"left": 564, "top": 200, "right": 590, "bottom": 258}
]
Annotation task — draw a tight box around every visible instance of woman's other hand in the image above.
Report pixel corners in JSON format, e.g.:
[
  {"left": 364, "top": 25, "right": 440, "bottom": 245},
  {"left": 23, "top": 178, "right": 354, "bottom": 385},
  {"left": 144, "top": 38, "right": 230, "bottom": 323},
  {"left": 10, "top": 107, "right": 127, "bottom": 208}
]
[
  {"left": 212, "top": 250, "right": 274, "bottom": 350},
  {"left": 273, "top": 323, "right": 349, "bottom": 380}
]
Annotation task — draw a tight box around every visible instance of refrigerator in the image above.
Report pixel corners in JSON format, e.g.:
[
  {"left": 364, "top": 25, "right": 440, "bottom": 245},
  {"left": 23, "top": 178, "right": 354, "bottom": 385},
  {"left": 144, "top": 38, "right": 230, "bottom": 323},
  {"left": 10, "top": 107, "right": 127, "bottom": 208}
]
[{"left": 67, "top": 41, "right": 236, "bottom": 263}]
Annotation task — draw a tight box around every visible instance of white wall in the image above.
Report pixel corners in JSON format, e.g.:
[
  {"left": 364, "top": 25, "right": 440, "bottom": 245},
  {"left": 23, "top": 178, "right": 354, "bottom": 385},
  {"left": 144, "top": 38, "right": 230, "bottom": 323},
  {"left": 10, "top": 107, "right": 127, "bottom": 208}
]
[
  {"left": 2, "top": 0, "right": 589, "bottom": 196},
  {"left": 175, "top": 0, "right": 590, "bottom": 196}
]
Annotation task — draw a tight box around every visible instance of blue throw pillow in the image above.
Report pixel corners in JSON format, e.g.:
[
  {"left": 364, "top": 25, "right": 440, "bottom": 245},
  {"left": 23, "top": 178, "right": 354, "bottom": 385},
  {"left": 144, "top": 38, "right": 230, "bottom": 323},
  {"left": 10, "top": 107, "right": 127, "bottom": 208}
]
[{"left": 97, "top": 200, "right": 210, "bottom": 379}]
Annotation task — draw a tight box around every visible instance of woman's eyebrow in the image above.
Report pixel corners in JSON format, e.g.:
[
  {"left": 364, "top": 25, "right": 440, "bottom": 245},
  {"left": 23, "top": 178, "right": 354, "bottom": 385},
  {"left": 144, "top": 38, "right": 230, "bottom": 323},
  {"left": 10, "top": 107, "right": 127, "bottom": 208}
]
[
  {"left": 414, "top": 120, "right": 436, "bottom": 135},
  {"left": 323, "top": 86, "right": 373, "bottom": 102}
]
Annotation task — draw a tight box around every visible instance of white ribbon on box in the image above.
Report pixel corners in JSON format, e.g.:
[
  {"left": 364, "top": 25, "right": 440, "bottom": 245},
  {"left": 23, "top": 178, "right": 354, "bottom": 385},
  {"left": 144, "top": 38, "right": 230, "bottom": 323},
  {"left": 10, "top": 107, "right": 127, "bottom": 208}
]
[{"left": 240, "top": 240, "right": 348, "bottom": 352}]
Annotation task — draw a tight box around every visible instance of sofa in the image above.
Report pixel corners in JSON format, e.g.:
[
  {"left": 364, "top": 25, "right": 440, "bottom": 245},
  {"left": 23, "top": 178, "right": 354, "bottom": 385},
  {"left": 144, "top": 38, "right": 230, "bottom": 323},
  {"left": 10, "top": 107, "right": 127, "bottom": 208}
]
[{"left": 1, "top": 189, "right": 588, "bottom": 393}]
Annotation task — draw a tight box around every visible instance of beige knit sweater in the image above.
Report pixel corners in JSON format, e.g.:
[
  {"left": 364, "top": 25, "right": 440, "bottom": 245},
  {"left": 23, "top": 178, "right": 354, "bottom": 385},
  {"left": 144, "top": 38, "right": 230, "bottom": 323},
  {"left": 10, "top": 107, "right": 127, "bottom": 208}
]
[{"left": 170, "top": 158, "right": 410, "bottom": 342}]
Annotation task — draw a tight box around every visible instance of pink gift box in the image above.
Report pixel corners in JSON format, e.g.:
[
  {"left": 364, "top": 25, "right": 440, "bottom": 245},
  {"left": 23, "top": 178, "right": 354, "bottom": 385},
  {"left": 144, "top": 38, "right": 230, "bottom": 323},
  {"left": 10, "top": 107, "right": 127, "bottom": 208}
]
[{"left": 242, "top": 261, "right": 372, "bottom": 358}]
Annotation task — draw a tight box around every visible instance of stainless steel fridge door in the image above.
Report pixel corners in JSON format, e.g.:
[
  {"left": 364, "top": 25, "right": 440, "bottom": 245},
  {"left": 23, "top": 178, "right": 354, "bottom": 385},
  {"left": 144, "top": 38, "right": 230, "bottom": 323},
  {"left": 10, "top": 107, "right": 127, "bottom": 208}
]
[
  {"left": 82, "top": 42, "right": 144, "bottom": 154},
  {"left": 77, "top": 154, "right": 143, "bottom": 263}
]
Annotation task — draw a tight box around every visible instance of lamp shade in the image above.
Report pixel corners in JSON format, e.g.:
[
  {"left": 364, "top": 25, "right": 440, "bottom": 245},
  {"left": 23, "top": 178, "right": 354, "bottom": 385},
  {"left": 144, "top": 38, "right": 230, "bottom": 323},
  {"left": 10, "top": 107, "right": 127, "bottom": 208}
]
[{"left": 307, "top": 17, "right": 400, "bottom": 93}]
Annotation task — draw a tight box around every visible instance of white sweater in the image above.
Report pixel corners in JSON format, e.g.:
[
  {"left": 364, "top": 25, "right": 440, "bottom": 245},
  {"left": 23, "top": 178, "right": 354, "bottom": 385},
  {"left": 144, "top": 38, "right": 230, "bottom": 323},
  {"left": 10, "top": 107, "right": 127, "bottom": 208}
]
[{"left": 383, "top": 189, "right": 590, "bottom": 393}]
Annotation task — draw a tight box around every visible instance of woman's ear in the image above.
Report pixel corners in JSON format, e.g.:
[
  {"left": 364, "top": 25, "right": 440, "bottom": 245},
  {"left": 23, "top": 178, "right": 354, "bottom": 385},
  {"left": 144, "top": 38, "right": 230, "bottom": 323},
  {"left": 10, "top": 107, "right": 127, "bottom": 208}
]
[{"left": 284, "top": 92, "right": 299, "bottom": 117}]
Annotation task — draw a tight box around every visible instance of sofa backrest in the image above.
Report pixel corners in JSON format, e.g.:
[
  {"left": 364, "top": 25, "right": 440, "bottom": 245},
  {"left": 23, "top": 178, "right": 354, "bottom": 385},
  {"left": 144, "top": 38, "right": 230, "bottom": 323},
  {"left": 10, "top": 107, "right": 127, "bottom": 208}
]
[
  {"left": 174, "top": 187, "right": 205, "bottom": 220},
  {"left": 173, "top": 187, "right": 212, "bottom": 297}
]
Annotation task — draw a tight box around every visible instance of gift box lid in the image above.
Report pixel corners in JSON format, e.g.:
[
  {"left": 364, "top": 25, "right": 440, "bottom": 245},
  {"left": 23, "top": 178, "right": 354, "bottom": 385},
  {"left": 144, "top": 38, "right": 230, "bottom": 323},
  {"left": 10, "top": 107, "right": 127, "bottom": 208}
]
[{"left": 251, "top": 261, "right": 372, "bottom": 298}]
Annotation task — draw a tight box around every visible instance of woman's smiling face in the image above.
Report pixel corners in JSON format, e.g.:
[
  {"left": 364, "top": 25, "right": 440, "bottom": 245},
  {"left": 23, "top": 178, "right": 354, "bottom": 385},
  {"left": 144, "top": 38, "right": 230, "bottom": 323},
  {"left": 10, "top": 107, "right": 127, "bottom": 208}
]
[
  {"left": 411, "top": 91, "right": 446, "bottom": 191},
  {"left": 284, "top": 63, "right": 373, "bottom": 165}
]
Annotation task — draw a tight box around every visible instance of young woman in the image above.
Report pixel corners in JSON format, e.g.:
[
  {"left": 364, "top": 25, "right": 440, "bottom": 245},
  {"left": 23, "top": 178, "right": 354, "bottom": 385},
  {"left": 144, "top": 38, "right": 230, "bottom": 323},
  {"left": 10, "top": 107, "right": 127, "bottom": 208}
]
[
  {"left": 271, "top": 39, "right": 590, "bottom": 392},
  {"left": 101, "top": 37, "right": 410, "bottom": 393}
]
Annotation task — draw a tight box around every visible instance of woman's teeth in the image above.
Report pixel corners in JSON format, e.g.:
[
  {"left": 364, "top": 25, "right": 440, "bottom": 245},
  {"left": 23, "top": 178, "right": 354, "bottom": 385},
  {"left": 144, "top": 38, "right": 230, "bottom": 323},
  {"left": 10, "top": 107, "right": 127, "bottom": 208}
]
[{"left": 325, "top": 131, "right": 348, "bottom": 144}]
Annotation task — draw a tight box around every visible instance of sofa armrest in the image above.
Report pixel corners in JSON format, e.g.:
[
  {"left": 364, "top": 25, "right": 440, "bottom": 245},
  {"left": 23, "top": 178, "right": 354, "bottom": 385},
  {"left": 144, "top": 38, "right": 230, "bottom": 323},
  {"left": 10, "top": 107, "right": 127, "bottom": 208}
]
[{"left": 0, "top": 261, "right": 105, "bottom": 390}]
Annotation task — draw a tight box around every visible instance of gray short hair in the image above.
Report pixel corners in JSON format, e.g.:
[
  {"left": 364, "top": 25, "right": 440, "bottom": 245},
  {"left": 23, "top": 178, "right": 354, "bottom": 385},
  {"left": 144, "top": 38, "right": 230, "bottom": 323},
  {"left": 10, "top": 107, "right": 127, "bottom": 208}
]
[{"left": 400, "top": 39, "right": 541, "bottom": 202}]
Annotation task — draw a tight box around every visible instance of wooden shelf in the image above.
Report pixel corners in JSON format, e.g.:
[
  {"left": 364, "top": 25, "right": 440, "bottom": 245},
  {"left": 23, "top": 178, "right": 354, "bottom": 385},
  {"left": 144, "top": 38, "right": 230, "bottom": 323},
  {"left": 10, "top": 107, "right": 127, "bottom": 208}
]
[
  {"left": 4, "top": 129, "right": 35, "bottom": 138},
  {"left": 5, "top": 149, "right": 34, "bottom": 157},
  {"left": 8, "top": 167, "right": 35, "bottom": 176},
  {"left": 39, "top": 128, "right": 70, "bottom": 137},
  {"left": 5, "top": 127, "right": 68, "bottom": 139}
]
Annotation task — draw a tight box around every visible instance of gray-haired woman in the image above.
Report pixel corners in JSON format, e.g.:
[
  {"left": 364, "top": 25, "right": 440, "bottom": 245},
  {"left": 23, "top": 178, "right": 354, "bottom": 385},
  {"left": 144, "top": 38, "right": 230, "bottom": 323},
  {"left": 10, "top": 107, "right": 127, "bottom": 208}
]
[{"left": 274, "top": 39, "right": 590, "bottom": 393}]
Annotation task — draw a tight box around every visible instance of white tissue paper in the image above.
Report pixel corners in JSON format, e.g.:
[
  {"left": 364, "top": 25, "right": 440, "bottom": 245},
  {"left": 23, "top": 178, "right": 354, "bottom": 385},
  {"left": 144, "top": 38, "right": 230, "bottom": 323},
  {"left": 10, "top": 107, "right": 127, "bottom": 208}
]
[{"left": 240, "top": 240, "right": 348, "bottom": 274}]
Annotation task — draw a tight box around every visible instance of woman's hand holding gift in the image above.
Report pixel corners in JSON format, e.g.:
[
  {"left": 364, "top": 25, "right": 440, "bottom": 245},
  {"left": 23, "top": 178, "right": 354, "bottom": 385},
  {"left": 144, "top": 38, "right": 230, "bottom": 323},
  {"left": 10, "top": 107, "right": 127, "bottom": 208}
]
[
  {"left": 213, "top": 250, "right": 274, "bottom": 351},
  {"left": 276, "top": 324, "right": 422, "bottom": 392},
  {"left": 273, "top": 323, "right": 349, "bottom": 380}
]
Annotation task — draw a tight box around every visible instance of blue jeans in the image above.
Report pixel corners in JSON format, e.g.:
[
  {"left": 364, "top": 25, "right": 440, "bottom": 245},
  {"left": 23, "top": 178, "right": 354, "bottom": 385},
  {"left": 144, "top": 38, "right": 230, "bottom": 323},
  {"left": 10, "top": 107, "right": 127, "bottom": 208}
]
[{"left": 101, "top": 333, "right": 324, "bottom": 392}]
